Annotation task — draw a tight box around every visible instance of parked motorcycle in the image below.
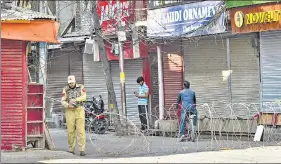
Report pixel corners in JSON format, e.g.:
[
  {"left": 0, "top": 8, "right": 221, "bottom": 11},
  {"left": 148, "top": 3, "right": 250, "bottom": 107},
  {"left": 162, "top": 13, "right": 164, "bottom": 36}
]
[{"left": 85, "top": 95, "right": 109, "bottom": 134}]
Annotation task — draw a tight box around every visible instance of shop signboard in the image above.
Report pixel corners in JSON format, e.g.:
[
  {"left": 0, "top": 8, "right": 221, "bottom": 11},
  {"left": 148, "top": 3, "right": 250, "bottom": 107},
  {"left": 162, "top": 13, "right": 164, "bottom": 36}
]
[
  {"left": 147, "top": 1, "right": 226, "bottom": 38},
  {"left": 230, "top": 2, "right": 281, "bottom": 33},
  {"left": 148, "top": 0, "right": 184, "bottom": 9},
  {"left": 226, "top": 0, "right": 280, "bottom": 9}
]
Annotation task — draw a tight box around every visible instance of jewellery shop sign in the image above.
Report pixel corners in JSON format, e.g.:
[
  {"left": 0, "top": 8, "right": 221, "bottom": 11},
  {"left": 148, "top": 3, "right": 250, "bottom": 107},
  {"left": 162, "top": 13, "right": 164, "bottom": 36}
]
[
  {"left": 230, "top": 2, "right": 281, "bottom": 33},
  {"left": 147, "top": 1, "right": 226, "bottom": 38}
]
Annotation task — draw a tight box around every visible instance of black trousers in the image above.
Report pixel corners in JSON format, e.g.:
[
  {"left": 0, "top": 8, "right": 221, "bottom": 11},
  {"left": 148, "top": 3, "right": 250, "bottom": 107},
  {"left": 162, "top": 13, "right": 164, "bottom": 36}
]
[{"left": 138, "top": 105, "right": 148, "bottom": 130}]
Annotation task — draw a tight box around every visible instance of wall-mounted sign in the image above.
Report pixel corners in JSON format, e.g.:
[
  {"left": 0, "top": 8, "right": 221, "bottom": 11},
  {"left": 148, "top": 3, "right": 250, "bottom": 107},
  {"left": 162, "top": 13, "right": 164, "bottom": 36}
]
[
  {"left": 230, "top": 2, "right": 281, "bottom": 33},
  {"left": 147, "top": 1, "right": 226, "bottom": 38},
  {"left": 148, "top": 0, "right": 184, "bottom": 9}
]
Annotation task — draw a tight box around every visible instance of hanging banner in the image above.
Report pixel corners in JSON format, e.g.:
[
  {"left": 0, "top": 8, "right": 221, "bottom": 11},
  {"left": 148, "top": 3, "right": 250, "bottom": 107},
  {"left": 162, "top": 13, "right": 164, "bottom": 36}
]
[{"left": 147, "top": 1, "right": 226, "bottom": 38}]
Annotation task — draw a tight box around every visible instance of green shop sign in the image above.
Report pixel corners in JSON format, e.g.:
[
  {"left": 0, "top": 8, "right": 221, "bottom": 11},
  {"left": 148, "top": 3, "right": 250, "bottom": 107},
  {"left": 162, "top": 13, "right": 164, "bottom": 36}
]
[{"left": 226, "top": 0, "right": 281, "bottom": 9}]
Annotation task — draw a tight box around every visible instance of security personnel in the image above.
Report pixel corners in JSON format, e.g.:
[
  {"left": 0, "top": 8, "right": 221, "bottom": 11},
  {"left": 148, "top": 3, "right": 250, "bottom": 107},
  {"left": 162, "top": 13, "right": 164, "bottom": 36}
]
[{"left": 61, "top": 75, "right": 86, "bottom": 156}]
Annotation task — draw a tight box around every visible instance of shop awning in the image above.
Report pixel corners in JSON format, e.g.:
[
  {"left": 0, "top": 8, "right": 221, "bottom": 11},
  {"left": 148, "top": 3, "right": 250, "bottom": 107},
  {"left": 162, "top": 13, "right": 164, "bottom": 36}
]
[
  {"left": 1, "top": 4, "right": 60, "bottom": 43},
  {"left": 1, "top": 20, "right": 60, "bottom": 43}
]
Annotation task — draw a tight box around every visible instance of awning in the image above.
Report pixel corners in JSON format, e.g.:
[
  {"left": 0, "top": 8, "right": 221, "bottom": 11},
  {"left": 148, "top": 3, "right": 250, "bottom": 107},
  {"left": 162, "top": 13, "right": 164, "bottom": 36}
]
[{"left": 1, "top": 20, "right": 60, "bottom": 43}]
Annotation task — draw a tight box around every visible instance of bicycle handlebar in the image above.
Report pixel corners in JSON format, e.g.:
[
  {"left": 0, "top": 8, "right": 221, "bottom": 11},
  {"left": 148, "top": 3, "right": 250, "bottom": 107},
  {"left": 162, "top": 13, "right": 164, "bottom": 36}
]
[{"left": 177, "top": 104, "right": 197, "bottom": 109}]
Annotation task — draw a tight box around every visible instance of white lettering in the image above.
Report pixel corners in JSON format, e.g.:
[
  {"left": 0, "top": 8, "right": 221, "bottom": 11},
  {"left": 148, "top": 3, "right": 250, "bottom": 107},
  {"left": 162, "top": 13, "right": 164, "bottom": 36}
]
[
  {"left": 176, "top": 10, "right": 182, "bottom": 22},
  {"left": 154, "top": 4, "right": 219, "bottom": 24},
  {"left": 188, "top": 9, "right": 193, "bottom": 20},
  {"left": 197, "top": 7, "right": 202, "bottom": 18},
  {"left": 201, "top": 7, "right": 208, "bottom": 18},
  {"left": 183, "top": 9, "right": 189, "bottom": 21},
  {"left": 152, "top": 0, "right": 182, "bottom": 7},
  {"left": 192, "top": 8, "right": 198, "bottom": 19},
  {"left": 161, "top": 10, "right": 183, "bottom": 24}
]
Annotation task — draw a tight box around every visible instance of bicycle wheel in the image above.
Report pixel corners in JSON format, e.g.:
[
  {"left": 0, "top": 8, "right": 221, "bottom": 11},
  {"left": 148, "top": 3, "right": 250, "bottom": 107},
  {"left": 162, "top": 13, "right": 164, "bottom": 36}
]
[{"left": 189, "top": 118, "right": 196, "bottom": 142}]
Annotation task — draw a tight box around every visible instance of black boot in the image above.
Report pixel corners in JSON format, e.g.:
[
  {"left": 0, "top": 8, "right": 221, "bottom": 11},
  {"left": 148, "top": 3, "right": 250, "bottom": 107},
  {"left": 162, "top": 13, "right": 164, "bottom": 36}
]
[{"left": 80, "top": 151, "right": 86, "bottom": 156}]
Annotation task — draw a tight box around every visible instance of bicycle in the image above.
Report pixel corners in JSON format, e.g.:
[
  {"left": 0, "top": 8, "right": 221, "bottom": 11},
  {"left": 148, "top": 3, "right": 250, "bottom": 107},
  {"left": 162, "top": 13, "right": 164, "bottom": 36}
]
[{"left": 177, "top": 104, "right": 197, "bottom": 142}]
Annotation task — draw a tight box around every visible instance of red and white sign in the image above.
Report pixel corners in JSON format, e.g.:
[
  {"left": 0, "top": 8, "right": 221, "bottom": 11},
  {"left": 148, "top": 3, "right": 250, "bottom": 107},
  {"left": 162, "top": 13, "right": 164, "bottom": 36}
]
[
  {"left": 93, "top": 40, "right": 148, "bottom": 61},
  {"left": 96, "top": 0, "right": 135, "bottom": 34}
]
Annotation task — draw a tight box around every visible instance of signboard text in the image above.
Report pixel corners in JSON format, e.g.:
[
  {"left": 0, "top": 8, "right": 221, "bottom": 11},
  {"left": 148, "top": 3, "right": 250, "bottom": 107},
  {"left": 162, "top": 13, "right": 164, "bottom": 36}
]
[
  {"left": 147, "top": 1, "right": 226, "bottom": 37},
  {"left": 230, "top": 3, "right": 281, "bottom": 33}
]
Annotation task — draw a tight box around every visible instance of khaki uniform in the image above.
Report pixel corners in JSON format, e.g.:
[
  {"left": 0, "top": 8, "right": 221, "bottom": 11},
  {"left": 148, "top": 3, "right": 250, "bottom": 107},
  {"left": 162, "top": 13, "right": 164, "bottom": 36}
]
[{"left": 61, "top": 84, "right": 86, "bottom": 152}]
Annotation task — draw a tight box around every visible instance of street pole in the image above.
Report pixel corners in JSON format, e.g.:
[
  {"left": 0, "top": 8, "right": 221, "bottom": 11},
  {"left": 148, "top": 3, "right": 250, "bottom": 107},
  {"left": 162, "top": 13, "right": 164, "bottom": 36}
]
[
  {"left": 157, "top": 46, "right": 164, "bottom": 120},
  {"left": 91, "top": 0, "right": 123, "bottom": 135},
  {"left": 117, "top": 17, "right": 127, "bottom": 132},
  {"left": 119, "top": 41, "right": 127, "bottom": 121},
  {"left": 116, "top": 2, "right": 127, "bottom": 129}
]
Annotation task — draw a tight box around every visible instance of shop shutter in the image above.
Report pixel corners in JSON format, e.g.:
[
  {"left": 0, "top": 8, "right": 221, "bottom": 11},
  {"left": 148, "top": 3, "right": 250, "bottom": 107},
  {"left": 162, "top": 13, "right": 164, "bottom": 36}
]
[
  {"left": 110, "top": 59, "right": 143, "bottom": 127},
  {"left": 83, "top": 53, "right": 108, "bottom": 109},
  {"left": 46, "top": 49, "right": 82, "bottom": 113},
  {"left": 229, "top": 35, "right": 260, "bottom": 118},
  {"left": 260, "top": 31, "right": 281, "bottom": 113},
  {"left": 1, "top": 39, "right": 27, "bottom": 150},
  {"left": 184, "top": 38, "right": 229, "bottom": 118},
  {"left": 162, "top": 52, "right": 183, "bottom": 119},
  {"left": 70, "top": 52, "right": 83, "bottom": 84}
]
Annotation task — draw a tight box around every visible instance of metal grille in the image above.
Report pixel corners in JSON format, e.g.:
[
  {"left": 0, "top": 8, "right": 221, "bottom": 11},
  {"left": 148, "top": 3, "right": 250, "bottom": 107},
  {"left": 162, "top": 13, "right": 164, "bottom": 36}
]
[
  {"left": 1, "top": 39, "right": 27, "bottom": 150},
  {"left": 110, "top": 59, "right": 143, "bottom": 127},
  {"left": 184, "top": 39, "right": 229, "bottom": 118},
  {"left": 229, "top": 36, "right": 260, "bottom": 118},
  {"left": 83, "top": 53, "right": 108, "bottom": 109},
  {"left": 260, "top": 31, "right": 281, "bottom": 113}
]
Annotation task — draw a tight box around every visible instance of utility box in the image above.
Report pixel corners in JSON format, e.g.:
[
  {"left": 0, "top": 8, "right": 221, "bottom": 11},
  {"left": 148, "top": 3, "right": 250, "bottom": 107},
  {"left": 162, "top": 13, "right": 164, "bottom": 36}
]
[{"left": 27, "top": 83, "right": 45, "bottom": 148}]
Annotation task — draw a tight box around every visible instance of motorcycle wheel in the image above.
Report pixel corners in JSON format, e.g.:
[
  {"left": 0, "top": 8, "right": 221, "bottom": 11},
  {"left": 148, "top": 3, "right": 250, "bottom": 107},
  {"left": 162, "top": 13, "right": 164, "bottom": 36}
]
[
  {"left": 91, "top": 118, "right": 109, "bottom": 134},
  {"left": 85, "top": 119, "right": 93, "bottom": 131}
]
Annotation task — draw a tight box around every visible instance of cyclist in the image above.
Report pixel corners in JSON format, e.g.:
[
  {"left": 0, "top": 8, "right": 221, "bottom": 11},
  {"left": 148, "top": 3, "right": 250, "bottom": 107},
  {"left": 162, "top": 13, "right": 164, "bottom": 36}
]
[{"left": 176, "top": 80, "right": 197, "bottom": 142}]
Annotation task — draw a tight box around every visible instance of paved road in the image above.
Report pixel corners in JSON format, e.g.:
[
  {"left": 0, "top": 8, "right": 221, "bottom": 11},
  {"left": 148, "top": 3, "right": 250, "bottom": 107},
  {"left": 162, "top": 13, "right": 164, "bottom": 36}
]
[
  {"left": 39, "top": 146, "right": 281, "bottom": 163},
  {"left": 1, "top": 149, "right": 81, "bottom": 163},
  {"left": 5, "top": 146, "right": 279, "bottom": 163},
  {"left": 48, "top": 128, "right": 278, "bottom": 158},
  {"left": 2, "top": 128, "right": 280, "bottom": 163}
]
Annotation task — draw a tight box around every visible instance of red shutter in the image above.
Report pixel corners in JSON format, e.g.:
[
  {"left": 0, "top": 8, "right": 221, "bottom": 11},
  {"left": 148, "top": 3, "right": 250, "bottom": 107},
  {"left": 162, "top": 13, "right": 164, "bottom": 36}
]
[
  {"left": 163, "top": 51, "right": 183, "bottom": 119},
  {"left": 1, "top": 39, "right": 27, "bottom": 150}
]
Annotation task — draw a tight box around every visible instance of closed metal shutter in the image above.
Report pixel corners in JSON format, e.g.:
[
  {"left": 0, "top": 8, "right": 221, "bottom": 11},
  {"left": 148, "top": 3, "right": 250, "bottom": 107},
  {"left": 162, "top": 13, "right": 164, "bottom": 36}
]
[
  {"left": 70, "top": 52, "right": 83, "bottom": 84},
  {"left": 110, "top": 59, "right": 143, "bottom": 126},
  {"left": 162, "top": 53, "right": 183, "bottom": 119},
  {"left": 1, "top": 39, "right": 27, "bottom": 150},
  {"left": 184, "top": 39, "right": 229, "bottom": 118},
  {"left": 83, "top": 53, "right": 108, "bottom": 109},
  {"left": 260, "top": 31, "right": 281, "bottom": 113},
  {"left": 229, "top": 35, "right": 260, "bottom": 118},
  {"left": 46, "top": 49, "right": 83, "bottom": 113},
  {"left": 46, "top": 50, "right": 69, "bottom": 113}
]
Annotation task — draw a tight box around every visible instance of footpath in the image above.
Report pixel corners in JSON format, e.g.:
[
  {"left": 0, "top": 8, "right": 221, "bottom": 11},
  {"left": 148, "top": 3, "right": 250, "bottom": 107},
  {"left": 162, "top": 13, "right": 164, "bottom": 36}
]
[{"left": 2, "top": 146, "right": 280, "bottom": 163}]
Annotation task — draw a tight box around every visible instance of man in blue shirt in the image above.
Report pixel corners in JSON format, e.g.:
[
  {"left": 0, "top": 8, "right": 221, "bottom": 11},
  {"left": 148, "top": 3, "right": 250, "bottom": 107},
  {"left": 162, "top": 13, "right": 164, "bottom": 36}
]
[
  {"left": 176, "top": 80, "right": 197, "bottom": 142},
  {"left": 135, "top": 76, "right": 149, "bottom": 131}
]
